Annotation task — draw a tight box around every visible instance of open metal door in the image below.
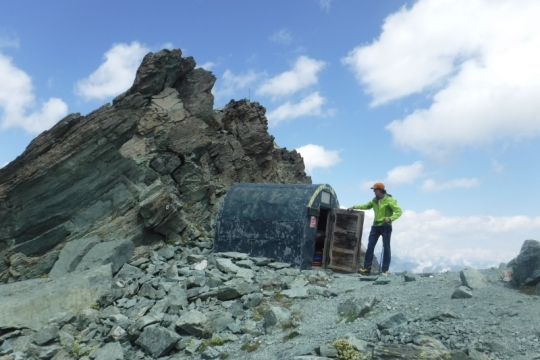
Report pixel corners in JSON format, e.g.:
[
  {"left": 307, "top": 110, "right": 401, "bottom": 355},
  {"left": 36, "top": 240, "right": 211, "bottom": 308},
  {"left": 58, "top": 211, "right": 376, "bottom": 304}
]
[{"left": 323, "top": 209, "right": 364, "bottom": 273}]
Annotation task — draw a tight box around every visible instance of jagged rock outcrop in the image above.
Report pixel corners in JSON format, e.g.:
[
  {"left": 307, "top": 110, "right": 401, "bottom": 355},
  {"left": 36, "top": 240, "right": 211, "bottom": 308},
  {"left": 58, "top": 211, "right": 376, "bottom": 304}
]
[{"left": 0, "top": 49, "right": 310, "bottom": 283}]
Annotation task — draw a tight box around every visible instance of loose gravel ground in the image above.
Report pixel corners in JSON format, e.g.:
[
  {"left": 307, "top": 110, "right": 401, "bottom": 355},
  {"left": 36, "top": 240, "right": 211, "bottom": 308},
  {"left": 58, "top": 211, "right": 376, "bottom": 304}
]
[{"left": 220, "top": 267, "right": 540, "bottom": 360}]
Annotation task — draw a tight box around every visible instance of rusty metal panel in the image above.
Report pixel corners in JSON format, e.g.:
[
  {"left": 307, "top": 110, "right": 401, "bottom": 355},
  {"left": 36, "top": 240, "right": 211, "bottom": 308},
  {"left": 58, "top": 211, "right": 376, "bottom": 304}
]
[{"left": 324, "top": 209, "right": 365, "bottom": 273}]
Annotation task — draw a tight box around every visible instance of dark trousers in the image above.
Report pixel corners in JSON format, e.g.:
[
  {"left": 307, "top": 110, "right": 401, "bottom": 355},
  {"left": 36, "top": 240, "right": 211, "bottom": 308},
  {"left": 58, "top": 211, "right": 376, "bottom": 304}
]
[{"left": 363, "top": 225, "right": 392, "bottom": 272}]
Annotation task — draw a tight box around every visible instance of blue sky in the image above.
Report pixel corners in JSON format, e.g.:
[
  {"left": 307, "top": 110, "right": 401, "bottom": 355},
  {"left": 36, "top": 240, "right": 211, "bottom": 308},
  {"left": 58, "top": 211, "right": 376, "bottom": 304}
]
[{"left": 1, "top": 0, "right": 540, "bottom": 271}]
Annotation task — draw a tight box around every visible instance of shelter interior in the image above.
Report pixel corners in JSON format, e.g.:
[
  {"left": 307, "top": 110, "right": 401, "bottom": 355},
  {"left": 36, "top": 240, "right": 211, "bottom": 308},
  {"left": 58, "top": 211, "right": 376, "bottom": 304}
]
[{"left": 313, "top": 207, "right": 331, "bottom": 267}]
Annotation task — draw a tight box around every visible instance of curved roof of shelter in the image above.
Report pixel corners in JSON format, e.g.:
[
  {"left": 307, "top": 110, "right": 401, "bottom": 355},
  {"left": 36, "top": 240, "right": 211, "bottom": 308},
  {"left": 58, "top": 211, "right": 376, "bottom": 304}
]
[{"left": 219, "top": 183, "right": 339, "bottom": 221}]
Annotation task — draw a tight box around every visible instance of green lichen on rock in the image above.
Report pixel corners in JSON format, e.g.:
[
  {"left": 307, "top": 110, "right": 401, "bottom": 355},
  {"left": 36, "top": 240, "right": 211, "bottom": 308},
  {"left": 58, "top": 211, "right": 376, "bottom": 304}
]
[{"left": 332, "top": 339, "right": 359, "bottom": 360}]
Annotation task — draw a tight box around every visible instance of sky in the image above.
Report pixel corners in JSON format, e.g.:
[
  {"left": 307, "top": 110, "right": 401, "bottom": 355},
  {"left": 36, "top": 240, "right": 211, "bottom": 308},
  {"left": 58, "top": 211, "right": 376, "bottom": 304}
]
[{"left": 1, "top": 0, "right": 540, "bottom": 272}]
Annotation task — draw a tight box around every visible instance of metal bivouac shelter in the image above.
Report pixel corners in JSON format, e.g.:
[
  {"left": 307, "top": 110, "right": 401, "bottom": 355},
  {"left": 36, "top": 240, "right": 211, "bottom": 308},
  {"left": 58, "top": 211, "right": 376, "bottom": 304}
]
[{"left": 214, "top": 183, "right": 365, "bottom": 272}]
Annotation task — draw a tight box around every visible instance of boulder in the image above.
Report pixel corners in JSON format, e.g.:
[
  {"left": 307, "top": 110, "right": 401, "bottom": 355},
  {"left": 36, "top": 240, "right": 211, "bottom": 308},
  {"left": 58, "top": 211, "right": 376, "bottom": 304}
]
[
  {"left": 377, "top": 313, "right": 407, "bottom": 330},
  {"left": 176, "top": 310, "right": 208, "bottom": 338},
  {"left": 0, "top": 264, "right": 112, "bottom": 331},
  {"left": 215, "top": 258, "right": 241, "bottom": 274},
  {"left": 93, "top": 342, "right": 124, "bottom": 360},
  {"left": 135, "top": 326, "right": 180, "bottom": 357},
  {"left": 75, "top": 238, "right": 134, "bottom": 274},
  {"left": 263, "top": 306, "right": 290, "bottom": 334},
  {"left": 512, "top": 239, "right": 540, "bottom": 286},
  {"left": 459, "top": 268, "right": 487, "bottom": 289},
  {"left": 48, "top": 236, "right": 101, "bottom": 279},
  {"left": 452, "top": 286, "right": 473, "bottom": 299}
]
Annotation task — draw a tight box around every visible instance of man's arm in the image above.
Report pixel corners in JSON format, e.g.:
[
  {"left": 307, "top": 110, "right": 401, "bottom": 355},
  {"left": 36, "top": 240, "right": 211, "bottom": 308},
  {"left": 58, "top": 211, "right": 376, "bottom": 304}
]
[
  {"left": 352, "top": 201, "right": 373, "bottom": 210},
  {"left": 388, "top": 198, "right": 402, "bottom": 222}
]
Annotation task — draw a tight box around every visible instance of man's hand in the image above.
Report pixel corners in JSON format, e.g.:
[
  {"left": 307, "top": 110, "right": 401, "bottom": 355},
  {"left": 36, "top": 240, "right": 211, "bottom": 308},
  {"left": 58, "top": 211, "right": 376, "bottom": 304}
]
[{"left": 383, "top": 217, "right": 390, "bottom": 222}]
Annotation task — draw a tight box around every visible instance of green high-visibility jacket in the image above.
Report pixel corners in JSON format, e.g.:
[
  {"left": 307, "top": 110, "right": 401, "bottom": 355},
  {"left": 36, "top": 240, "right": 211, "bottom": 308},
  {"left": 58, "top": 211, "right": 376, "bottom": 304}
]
[{"left": 353, "top": 194, "right": 402, "bottom": 226}]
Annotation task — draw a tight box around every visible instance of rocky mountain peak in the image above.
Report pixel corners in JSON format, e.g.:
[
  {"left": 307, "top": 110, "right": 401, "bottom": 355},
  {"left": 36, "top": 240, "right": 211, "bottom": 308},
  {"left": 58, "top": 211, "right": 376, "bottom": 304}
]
[{"left": 0, "top": 49, "right": 310, "bottom": 283}]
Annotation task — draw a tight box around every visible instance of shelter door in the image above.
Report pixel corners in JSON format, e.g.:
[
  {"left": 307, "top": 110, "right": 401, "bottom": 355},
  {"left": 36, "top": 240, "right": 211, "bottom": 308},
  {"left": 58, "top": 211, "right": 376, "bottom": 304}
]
[{"left": 323, "top": 209, "right": 364, "bottom": 273}]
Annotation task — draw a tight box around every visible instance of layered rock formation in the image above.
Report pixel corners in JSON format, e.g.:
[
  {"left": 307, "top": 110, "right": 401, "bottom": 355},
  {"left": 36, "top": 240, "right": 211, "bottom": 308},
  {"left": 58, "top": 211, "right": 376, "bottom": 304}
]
[{"left": 0, "top": 49, "right": 309, "bottom": 283}]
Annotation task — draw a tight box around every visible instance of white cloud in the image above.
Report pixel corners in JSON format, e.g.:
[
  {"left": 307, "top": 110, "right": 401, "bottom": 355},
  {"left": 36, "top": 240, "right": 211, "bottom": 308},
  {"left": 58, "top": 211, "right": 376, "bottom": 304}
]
[
  {"left": 357, "top": 209, "right": 539, "bottom": 271},
  {"left": 266, "top": 92, "right": 329, "bottom": 126},
  {"left": 257, "top": 56, "right": 326, "bottom": 99},
  {"left": 360, "top": 161, "right": 424, "bottom": 190},
  {"left": 295, "top": 144, "right": 341, "bottom": 174},
  {"left": 270, "top": 29, "right": 293, "bottom": 45},
  {"left": 343, "top": 0, "right": 540, "bottom": 154},
  {"left": 197, "top": 61, "right": 216, "bottom": 71},
  {"left": 75, "top": 42, "right": 149, "bottom": 100},
  {"left": 0, "top": 52, "right": 68, "bottom": 133},
  {"left": 317, "top": 0, "right": 332, "bottom": 12},
  {"left": 386, "top": 161, "right": 424, "bottom": 185},
  {"left": 213, "top": 69, "right": 263, "bottom": 101},
  {"left": 421, "top": 177, "right": 480, "bottom": 192}
]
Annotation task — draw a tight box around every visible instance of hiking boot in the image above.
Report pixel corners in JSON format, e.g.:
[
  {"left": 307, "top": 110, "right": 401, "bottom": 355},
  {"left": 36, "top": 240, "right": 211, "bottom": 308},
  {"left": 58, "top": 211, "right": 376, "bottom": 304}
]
[
  {"left": 382, "top": 270, "right": 391, "bottom": 276},
  {"left": 360, "top": 268, "right": 371, "bottom": 275}
]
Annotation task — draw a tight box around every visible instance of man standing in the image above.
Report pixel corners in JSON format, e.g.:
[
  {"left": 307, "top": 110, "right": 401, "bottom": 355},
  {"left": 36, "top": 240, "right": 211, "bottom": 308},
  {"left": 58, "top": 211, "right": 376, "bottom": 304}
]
[{"left": 348, "top": 182, "right": 402, "bottom": 275}]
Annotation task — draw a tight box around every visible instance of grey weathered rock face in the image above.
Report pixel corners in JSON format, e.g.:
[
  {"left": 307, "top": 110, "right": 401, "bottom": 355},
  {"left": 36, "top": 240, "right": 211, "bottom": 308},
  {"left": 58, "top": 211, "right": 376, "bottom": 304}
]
[{"left": 0, "top": 48, "right": 310, "bottom": 283}]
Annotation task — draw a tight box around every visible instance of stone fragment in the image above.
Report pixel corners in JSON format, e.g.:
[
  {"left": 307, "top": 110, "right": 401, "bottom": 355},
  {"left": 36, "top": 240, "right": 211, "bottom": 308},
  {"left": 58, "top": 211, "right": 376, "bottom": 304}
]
[
  {"left": 268, "top": 262, "right": 291, "bottom": 270},
  {"left": 215, "top": 258, "right": 240, "bottom": 274},
  {"left": 176, "top": 310, "right": 208, "bottom": 338},
  {"left": 460, "top": 268, "right": 487, "bottom": 289},
  {"left": 263, "top": 306, "right": 290, "bottom": 334},
  {"left": 185, "top": 339, "right": 203, "bottom": 355},
  {"left": 204, "top": 312, "right": 234, "bottom": 335},
  {"left": 157, "top": 246, "right": 176, "bottom": 260},
  {"left": 319, "top": 344, "right": 338, "bottom": 357},
  {"left": 377, "top": 313, "right": 407, "bottom": 330},
  {"left": 49, "top": 236, "right": 101, "bottom": 279},
  {"left": 338, "top": 296, "right": 380, "bottom": 318},
  {"left": 236, "top": 259, "right": 255, "bottom": 269},
  {"left": 32, "top": 324, "right": 59, "bottom": 345},
  {"left": 75, "top": 239, "right": 134, "bottom": 274},
  {"left": 201, "top": 346, "right": 220, "bottom": 359},
  {"left": 110, "top": 326, "right": 127, "bottom": 341},
  {"left": 251, "top": 257, "right": 272, "bottom": 266},
  {"left": 403, "top": 274, "right": 417, "bottom": 282},
  {"left": 216, "top": 283, "right": 258, "bottom": 301},
  {"left": 281, "top": 286, "right": 309, "bottom": 299},
  {"left": 242, "top": 293, "right": 263, "bottom": 309},
  {"left": 93, "top": 342, "right": 124, "bottom": 360},
  {"left": 359, "top": 275, "right": 379, "bottom": 281},
  {"left": 275, "top": 345, "right": 314, "bottom": 359},
  {"left": 452, "top": 286, "right": 473, "bottom": 299},
  {"left": 187, "top": 254, "right": 206, "bottom": 263},
  {"left": 217, "top": 252, "right": 249, "bottom": 260},
  {"left": 135, "top": 325, "right": 180, "bottom": 358},
  {"left": 345, "top": 334, "right": 370, "bottom": 352},
  {"left": 235, "top": 268, "right": 254, "bottom": 281},
  {"left": 413, "top": 335, "right": 448, "bottom": 351},
  {"left": 241, "top": 319, "right": 262, "bottom": 336}
]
